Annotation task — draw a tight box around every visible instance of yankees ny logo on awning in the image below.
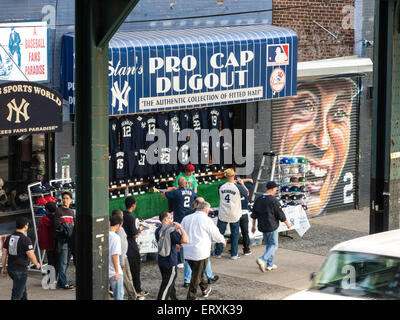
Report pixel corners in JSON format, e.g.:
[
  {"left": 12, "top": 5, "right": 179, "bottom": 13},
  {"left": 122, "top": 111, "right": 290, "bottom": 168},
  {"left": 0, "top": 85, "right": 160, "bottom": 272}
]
[
  {"left": 111, "top": 81, "right": 131, "bottom": 112},
  {"left": 6, "top": 98, "right": 30, "bottom": 123}
]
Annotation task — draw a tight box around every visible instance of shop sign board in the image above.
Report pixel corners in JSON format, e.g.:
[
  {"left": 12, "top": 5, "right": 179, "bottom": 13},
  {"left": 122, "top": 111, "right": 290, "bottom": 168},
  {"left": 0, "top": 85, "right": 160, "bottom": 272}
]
[
  {"left": 0, "top": 21, "right": 48, "bottom": 82},
  {"left": 61, "top": 25, "right": 297, "bottom": 114},
  {"left": 0, "top": 81, "right": 62, "bottom": 136}
]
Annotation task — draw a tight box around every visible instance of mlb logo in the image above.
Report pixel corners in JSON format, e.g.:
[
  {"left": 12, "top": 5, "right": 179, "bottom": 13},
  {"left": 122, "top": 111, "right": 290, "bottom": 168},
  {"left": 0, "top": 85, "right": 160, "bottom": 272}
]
[{"left": 267, "top": 44, "right": 289, "bottom": 66}]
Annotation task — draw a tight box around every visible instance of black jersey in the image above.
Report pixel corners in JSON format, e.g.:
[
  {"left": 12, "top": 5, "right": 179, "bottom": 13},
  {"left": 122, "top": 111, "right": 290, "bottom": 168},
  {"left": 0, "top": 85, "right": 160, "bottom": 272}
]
[
  {"left": 145, "top": 114, "right": 158, "bottom": 176},
  {"left": 208, "top": 107, "right": 222, "bottom": 164},
  {"left": 115, "top": 151, "right": 128, "bottom": 181},
  {"left": 157, "top": 112, "right": 172, "bottom": 174},
  {"left": 221, "top": 106, "right": 234, "bottom": 166},
  {"left": 177, "top": 110, "right": 190, "bottom": 170},
  {"left": 169, "top": 112, "right": 181, "bottom": 172},
  {"left": 109, "top": 154, "right": 115, "bottom": 182},
  {"left": 109, "top": 118, "right": 120, "bottom": 153},
  {"left": 119, "top": 115, "right": 135, "bottom": 152},
  {"left": 133, "top": 114, "right": 150, "bottom": 177},
  {"left": 221, "top": 105, "right": 234, "bottom": 130},
  {"left": 209, "top": 107, "right": 222, "bottom": 130}
]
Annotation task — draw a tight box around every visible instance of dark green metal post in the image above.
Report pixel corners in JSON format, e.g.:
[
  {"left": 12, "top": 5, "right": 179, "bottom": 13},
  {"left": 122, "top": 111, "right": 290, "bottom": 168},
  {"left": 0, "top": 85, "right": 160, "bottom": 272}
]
[
  {"left": 371, "top": 0, "right": 400, "bottom": 233},
  {"left": 75, "top": 0, "right": 139, "bottom": 300}
]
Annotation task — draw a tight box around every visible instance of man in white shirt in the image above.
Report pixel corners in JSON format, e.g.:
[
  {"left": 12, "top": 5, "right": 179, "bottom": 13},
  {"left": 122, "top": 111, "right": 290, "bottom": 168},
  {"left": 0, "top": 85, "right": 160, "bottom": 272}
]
[
  {"left": 214, "top": 168, "right": 248, "bottom": 260},
  {"left": 181, "top": 201, "right": 226, "bottom": 300},
  {"left": 109, "top": 215, "right": 124, "bottom": 300}
]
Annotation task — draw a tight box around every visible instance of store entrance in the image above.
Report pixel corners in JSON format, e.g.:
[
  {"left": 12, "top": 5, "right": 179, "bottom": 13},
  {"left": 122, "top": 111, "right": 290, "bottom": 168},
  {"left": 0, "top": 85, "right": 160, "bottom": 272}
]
[{"left": 0, "top": 134, "right": 53, "bottom": 213}]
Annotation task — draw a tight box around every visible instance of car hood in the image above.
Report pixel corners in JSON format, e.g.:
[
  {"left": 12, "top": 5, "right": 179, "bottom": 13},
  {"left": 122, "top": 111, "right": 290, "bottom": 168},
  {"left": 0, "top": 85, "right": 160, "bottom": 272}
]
[{"left": 284, "top": 290, "right": 368, "bottom": 300}]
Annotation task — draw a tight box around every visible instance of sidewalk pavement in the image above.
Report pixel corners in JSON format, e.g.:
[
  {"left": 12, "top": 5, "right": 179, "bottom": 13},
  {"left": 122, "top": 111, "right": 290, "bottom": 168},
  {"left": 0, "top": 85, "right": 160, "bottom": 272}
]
[{"left": 0, "top": 207, "right": 370, "bottom": 300}]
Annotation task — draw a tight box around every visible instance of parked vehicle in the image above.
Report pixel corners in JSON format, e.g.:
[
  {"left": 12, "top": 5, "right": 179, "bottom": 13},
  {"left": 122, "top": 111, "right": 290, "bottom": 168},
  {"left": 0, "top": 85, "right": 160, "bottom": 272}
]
[{"left": 285, "top": 229, "right": 400, "bottom": 300}]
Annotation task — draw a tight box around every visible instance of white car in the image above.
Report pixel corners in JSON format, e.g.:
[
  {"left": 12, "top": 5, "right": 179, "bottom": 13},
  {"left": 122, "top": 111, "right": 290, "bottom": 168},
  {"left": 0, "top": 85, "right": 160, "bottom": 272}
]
[{"left": 285, "top": 229, "right": 400, "bottom": 300}]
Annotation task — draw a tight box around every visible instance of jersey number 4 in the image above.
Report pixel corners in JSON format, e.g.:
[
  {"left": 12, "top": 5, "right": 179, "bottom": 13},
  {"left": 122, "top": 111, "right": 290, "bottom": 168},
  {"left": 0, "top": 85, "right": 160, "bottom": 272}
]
[{"left": 224, "top": 194, "right": 231, "bottom": 203}]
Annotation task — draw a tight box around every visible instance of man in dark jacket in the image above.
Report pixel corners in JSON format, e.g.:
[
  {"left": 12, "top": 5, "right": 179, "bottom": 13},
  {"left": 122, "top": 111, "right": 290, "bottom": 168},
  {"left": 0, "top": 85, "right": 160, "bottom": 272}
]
[{"left": 251, "top": 181, "right": 291, "bottom": 272}]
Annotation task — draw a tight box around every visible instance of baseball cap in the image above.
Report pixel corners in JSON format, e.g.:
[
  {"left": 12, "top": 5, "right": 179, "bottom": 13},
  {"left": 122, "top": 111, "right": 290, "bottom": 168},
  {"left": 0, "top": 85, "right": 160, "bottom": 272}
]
[
  {"left": 266, "top": 181, "right": 278, "bottom": 190},
  {"left": 185, "top": 164, "right": 195, "bottom": 172},
  {"left": 224, "top": 168, "right": 236, "bottom": 177}
]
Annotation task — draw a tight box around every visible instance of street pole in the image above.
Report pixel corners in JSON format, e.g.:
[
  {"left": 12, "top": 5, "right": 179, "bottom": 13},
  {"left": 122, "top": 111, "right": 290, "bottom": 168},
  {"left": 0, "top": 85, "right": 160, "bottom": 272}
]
[
  {"left": 371, "top": 0, "right": 400, "bottom": 233},
  {"left": 75, "top": 0, "right": 139, "bottom": 300}
]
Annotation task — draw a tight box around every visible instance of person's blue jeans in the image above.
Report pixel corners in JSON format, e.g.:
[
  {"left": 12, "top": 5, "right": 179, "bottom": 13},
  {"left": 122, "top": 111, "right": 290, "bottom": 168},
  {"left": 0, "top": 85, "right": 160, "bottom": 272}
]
[
  {"left": 214, "top": 219, "right": 240, "bottom": 257},
  {"left": 183, "top": 259, "right": 214, "bottom": 283},
  {"left": 57, "top": 243, "right": 71, "bottom": 287},
  {"left": 8, "top": 270, "right": 28, "bottom": 300},
  {"left": 259, "top": 229, "right": 279, "bottom": 268},
  {"left": 110, "top": 275, "right": 124, "bottom": 300}
]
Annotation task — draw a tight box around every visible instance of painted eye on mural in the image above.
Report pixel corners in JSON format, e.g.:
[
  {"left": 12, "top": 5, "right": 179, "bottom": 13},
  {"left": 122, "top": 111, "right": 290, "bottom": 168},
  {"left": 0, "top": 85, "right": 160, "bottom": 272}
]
[
  {"left": 334, "top": 109, "right": 348, "bottom": 118},
  {"left": 302, "top": 101, "right": 315, "bottom": 113}
]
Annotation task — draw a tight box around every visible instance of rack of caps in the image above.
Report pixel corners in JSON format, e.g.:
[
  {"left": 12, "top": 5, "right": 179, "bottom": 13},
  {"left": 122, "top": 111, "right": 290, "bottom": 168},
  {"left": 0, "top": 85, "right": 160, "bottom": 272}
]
[
  {"left": 278, "top": 155, "right": 308, "bottom": 208},
  {"left": 108, "top": 164, "right": 225, "bottom": 199},
  {"left": 28, "top": 179, "right": 76, "bottom": 215}
]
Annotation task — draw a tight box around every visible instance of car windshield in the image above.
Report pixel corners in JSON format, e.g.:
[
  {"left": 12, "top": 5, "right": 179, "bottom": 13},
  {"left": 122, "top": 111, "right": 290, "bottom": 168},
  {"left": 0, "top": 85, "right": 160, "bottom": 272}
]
[{"left": 310, "top": 251, "right": 400, "bottom": 299}]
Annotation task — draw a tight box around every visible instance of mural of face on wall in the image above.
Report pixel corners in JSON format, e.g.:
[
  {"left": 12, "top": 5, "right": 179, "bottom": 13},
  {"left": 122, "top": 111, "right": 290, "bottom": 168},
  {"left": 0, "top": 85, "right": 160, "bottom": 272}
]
[{"left": 276, "top": 78, "right": 358, "bottom": 216}]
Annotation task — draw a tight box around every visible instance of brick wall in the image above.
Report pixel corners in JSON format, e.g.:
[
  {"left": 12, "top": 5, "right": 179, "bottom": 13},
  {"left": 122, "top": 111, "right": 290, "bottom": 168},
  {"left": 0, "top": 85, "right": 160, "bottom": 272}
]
[{"left": 273, "top": 0, "right": 354, "bottom": 61}]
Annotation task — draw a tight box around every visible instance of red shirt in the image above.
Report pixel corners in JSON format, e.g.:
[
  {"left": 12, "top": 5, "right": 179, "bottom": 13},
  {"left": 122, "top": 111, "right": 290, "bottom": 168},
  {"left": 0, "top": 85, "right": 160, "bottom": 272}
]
[{"left": 38, "top": 215, "right": 55, "bottom": 251}]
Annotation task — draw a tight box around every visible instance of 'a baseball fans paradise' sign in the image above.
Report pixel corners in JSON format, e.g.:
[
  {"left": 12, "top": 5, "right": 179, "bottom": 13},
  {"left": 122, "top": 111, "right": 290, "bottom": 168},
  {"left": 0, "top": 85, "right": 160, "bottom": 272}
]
[{"left": 0, "top": 81, "right": 62, "bottom": 136}]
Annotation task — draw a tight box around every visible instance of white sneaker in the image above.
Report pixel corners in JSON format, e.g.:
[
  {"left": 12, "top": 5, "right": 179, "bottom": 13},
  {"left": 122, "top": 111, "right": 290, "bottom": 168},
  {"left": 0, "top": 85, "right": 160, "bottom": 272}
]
[
  {"left": 177, "top": 263, "right": 184, "bottom": 269},
  {"left": 256, "top": 258, "right": 266, "bottom": 272},
  {"left": 267, "top": 264, "right": 278, "bottom": 271}
]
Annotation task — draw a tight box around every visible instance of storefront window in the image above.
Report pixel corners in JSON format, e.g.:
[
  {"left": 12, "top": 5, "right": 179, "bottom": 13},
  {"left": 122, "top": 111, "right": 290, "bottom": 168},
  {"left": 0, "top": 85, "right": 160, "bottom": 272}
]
[{"left": 0, "top": 134, "right": 49, "bottom": 213}]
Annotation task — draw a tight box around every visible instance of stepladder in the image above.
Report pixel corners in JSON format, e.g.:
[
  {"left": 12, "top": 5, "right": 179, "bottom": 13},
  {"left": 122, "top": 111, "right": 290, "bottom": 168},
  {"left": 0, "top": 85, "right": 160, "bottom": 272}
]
[{"left": 251, "top": 151, "right": 278, "bottom": 202}]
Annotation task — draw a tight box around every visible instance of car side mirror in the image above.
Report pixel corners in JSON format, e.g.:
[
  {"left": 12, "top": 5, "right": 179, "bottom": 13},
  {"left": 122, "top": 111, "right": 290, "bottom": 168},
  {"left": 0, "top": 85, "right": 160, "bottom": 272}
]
[{"left": 310, "top": 272, "right": 317, "bottom": 281}]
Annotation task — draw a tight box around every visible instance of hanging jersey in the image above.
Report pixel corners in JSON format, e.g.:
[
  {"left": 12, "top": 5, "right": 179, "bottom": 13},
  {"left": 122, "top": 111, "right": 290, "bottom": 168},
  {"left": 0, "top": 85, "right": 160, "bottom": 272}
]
[
  {"left": 208, "top": 107, "right": 222, "bottom": 164},
  {"left": 134, "top": 148, "right": 149, "bottom": 177},
  {"left": 221, "top": 106, "right": 234, "bottom": 165},
  {"left": 109, "top": 154, "right": 115, "bottom": 182},
  {"left": 199, "top": 108, "right": 210, "bottom": 165},
  {"left": 157, "top": 113, "right": 172, "bottom": 174},
  {"left": 133, "top": 114, "right": 149, "bottom": 177},
  {"left": 119, "top": 115, "right": 135, "bottom": 152},
  {"left": 115, "top": 151, "right": 128, "bottom": 181},
  {"left": 109, "top": 118, "right": 120, "bottom": 153},
  {"left": 169, "top": 112, "right": 181, "bottom": 172},
  {"left": 218, "top": 182, "right": 245, "bottom": 223},
  {"left": 178, "top": 111, "right": 190, "bottom": 170}
]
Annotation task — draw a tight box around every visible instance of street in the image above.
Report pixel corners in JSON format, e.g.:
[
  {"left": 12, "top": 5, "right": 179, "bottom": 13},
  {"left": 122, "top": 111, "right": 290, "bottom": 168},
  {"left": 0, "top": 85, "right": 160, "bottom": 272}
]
[{"left": 0, "top": 207, "right": 369, "bottom": 300}]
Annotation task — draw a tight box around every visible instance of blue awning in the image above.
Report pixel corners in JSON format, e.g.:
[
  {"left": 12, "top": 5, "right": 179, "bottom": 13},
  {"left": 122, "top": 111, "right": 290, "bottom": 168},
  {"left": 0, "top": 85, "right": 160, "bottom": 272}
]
[{"left": 61, "top": 24, "right": 297, "bottom": 115}]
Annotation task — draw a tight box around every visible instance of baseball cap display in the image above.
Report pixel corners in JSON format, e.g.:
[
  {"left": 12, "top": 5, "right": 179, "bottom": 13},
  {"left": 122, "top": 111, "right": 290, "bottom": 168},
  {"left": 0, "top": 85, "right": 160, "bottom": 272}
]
[
  {"left": 299, "top": 166, "right": 307, "bottom": 174},
  {"left": 281, "top": 186, "right": 291, "bottom": 193},
  {"left": 290, "top": 167, "right": 299, "bottom": 174},
  {"left": 44, "top": 195, "right": 56, "bottom": 203},
  {"left": 290, "top": 186, "right": 299, "bottom": 193},
  {"left": 282, "top": 167, "right": 290, "bottom": 175},
  {"left": 299, "top": 185, "right": 307, "bottom": 193},
  {"left": 290, "top": 194, "right": 301, "bottom": 201},
  {"left": 289, "top": 157, "right": 298, "bottom": 164},
  {"left": 290, "top": 176, "right": 298, "bottom": 183},
  {"left": 298, "top": 157, "right": 307, "bottom": 164},
  {"left": 282, "top": 177, "right": 291, "bottom": 184},
  {"left": 280, "top": 157, "right": 290, "bottom": 165},
  {"left": 36, "top": 208, "right": 46, "bottom": 215},
  {"left": 298, "top": 177, "right": 307, "bottom": 183},
  {"left": 36, "top": 197, "right": 47, "bottom": 205}
]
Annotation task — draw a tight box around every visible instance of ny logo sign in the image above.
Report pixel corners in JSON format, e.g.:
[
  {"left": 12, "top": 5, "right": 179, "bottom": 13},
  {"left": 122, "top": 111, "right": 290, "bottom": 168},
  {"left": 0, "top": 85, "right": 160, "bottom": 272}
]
[
  {"left": 111, "top": 81, "right": 131, "bottom": 112},
  {"left": 6, "top": 98, "right": 30, "bottom": 123}
]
